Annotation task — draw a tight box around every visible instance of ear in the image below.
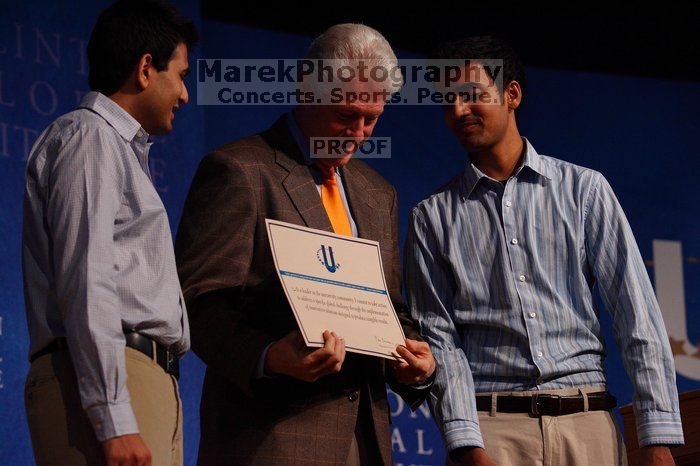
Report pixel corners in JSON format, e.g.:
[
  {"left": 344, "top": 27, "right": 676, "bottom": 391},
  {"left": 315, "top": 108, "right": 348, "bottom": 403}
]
[
  {"left": 504, "top": 80, "right": 522, "bottom": 111},
  {"left": 135, "top": 53, "right": 154, "bottom": 91}
]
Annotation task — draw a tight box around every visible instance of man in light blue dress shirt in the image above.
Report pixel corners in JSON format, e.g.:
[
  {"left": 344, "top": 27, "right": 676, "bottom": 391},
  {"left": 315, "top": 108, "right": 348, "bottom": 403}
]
[
  {"left": 404, "top": 36, "right": 683, "bottom": 466},
  {"left": 22, "top": 1, "right": 197, "bottom": 465}
]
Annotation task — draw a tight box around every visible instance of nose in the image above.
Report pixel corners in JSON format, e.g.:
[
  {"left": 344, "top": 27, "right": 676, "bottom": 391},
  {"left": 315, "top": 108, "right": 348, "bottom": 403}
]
[
  {"left": 346, "top": 117, "right": 365, "bottom": 139},
  {"left": 445, "top": 99, "right": 471, "bottom": 120},
  {"left": 180, "top": 81, "right": 189, "bottom": 105}
]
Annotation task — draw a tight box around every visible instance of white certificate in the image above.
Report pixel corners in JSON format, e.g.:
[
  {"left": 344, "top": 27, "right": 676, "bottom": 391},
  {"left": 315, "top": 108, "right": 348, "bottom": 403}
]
[{"left": 266, "top": 219, "right": 406, "bottom": 360}]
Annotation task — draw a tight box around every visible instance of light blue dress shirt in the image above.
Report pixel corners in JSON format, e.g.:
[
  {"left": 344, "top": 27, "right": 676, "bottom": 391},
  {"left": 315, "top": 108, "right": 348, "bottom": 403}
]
[{"left": 23, "top": 92, "right": 189, "bottom": 441}]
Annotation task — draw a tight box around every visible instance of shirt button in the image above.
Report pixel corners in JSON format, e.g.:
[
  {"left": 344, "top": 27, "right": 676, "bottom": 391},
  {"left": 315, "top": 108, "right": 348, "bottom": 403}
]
[
  {"left": 137, "top": 130, "right": 144, "bottom": 138},
  {"left": 537, "top": 351, "right": 543, "bottom": 358},
  {"left": 505, "top": 200, "right": 512, "bottom": 207},
  {"left": 519, "top": 275, "right": 526, "bottom": 282},
  {"left": 348, "top": 392, "right": 358, "bottom": 402},
  {"left": 511, "top": 238, "right": 518, "bottom": 245},
  {"left": 529, "top": 312, "right": 536, "bottom": 318}
]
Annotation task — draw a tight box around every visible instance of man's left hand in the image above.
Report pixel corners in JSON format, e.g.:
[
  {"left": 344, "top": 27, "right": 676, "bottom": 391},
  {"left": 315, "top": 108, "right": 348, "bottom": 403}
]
[
  {"left": 391, "top": 339, "right": 436, "bottom": 385},
  {"left": 640, "top": 445, "right": 675, "bottom": 466}
]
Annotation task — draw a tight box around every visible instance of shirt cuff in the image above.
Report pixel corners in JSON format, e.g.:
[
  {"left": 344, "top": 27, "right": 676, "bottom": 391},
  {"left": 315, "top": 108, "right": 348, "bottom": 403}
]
[
  {"left": 254, "top": 342, "right": 276, "bottom": 379},
  {"left": 443, "top": 419, "right": 484, "bottom": 452},
  {"left": 635, "top": 410, "right": 685, "bottom": 447},
  {"left": 85, "top": 401, "right": 139, "bottom": 442},
  {"left": 411, "top": 379, "right": 432, "bottom": 390},
  {"left": 409, "top": 366, "right": 437, "bottom": 390}
]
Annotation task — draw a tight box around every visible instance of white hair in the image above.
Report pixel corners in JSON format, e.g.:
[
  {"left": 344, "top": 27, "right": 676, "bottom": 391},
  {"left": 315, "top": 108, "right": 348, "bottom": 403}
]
[{"left": 305, "top": 23, "right": 403, "bottom": 93}]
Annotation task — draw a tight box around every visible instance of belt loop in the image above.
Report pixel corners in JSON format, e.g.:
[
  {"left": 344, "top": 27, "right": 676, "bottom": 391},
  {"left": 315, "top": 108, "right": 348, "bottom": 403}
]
[
  {"left": 151, "top": 340, "right": 157, "bottom": 363},
  {"left": 578, "top": 388, "right": 589, "bottom": 412},
  {"left": 489, "top": 393, "right": 497, "bottom": 417}
]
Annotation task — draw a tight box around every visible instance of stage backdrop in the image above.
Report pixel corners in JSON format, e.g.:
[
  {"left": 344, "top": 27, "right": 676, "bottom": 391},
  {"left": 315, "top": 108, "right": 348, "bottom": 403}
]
[{"left": 1, "top": 3, "right": 698, "bottom": 465}]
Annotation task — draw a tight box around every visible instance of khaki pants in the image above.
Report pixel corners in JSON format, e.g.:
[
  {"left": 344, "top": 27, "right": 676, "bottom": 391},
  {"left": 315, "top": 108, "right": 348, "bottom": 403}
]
[
  {"left": 447, "top": 386, "right": 627, "bottom": 466},
  {"left": 25, "top": 347, "right": 183, "bottom": 466}
]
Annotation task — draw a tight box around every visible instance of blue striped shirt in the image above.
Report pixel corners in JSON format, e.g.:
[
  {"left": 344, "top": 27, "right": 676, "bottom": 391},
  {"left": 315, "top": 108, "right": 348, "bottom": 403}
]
[{"left": 404, "top": 138, "right": 683, "bottom": 451}]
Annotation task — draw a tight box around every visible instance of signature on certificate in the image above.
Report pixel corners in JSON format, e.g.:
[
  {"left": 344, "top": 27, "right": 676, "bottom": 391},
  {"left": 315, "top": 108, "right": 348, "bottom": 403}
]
[{"left": 374, "top": 335, "right": 396, "bottom": 349}]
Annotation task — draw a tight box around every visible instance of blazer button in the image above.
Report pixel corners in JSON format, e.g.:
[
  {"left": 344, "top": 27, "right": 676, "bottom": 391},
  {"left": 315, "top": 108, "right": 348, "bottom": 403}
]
[{"left": 348, "top": 392, "right": 358, "bottom": 402}]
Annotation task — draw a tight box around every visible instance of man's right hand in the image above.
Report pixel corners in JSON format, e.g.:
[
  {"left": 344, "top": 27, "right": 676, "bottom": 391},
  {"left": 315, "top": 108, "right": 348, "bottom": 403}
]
[
  {"left": 102, "top": 434, "right": 151, "bottom": 466},
  {"left": 264, "top": 330, "right": 346, "bottom": 382},
  {"left": 451, "top": 446, "right": 497, "bottom": 466}
]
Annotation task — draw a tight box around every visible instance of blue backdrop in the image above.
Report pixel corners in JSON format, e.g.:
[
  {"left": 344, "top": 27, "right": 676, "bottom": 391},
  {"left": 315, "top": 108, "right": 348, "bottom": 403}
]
[{"left": 1, "top": 3, "right": 698, "bottom": 465}]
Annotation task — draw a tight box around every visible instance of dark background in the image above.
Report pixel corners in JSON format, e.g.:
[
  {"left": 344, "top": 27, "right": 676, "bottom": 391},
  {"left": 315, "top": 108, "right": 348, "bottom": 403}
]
[
  {"left": 1, "top": 4, "right": 698, "bottom": 465},
  {"left": 203, "top": 9, "right": 700, "bottom": 82}
]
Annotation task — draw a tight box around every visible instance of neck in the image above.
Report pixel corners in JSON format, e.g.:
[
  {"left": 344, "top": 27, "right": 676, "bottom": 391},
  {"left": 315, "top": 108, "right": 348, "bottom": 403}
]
[
  {"left": 292, "top": 107, "right": 343, "bottom": 176},
  {"left": 469, "top": 126, "right": 524, "bottom": 181},
  {"left": 108, "top": 92, "right": 142, "bottom": 126},
  {"left": 291, "top": 107, "right": 310, "bottom": 144},
  {"left": 315, "top": 159, "right": 336, "bottom": 178}
]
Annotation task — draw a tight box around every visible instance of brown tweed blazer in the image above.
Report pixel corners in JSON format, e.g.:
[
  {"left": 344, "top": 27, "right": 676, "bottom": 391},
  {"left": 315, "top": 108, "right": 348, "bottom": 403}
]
[{"left": 175, "top": 115, "right": 430, "bottom": 465}]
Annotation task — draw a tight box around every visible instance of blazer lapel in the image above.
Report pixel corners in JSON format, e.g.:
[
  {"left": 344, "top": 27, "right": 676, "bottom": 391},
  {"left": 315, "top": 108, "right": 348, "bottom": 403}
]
[
  {"left": 263, "top": 116, "right": 333, "bottom": 232},
  {"left": 282, "top": 163, "right": 333, "bottom": 232},
  {"left": 341, "top": 162, "right": 382, "bottom": 241}
]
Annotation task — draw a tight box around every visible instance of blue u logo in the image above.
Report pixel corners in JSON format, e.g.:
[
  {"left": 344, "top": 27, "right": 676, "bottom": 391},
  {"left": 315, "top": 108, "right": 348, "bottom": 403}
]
[{"left": 318, "top": 245, "right": 340, "bottom": 273}]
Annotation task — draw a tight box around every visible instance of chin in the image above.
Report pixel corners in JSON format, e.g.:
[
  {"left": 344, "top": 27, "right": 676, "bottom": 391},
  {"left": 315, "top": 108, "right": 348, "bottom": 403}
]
[
  {"left": 457, "top": 134, "right": 488, "bottom": 152},
  {"left": 150, "top": 124, "right": 173, "bottom": 136},
  {"left": 335, "top": 154, "right": 354, "bottom": 166}
]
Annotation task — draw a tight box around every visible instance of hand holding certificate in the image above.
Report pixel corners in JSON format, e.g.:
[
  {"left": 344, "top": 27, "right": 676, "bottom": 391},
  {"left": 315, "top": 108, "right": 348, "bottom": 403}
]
[{"left": 265, "top": 219, "right": 406, "bottom": 360}]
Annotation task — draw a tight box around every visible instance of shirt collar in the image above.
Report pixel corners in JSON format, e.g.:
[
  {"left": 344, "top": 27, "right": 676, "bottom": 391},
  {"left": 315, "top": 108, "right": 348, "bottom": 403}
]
[
  {"left": 285, "top": 111, "right": 341, "bottom": 180},
  {"left": 461, "top": 137, "right": 553, "bottom": 199},
  {"left": 285, "top": 111, "right": 313, "bottom": 166},
  {"left": 78, "top": 91, "right": 147, "bottom": 143},
  {"left": 521, "top": 137, "right": 554, "bottom": 181}
]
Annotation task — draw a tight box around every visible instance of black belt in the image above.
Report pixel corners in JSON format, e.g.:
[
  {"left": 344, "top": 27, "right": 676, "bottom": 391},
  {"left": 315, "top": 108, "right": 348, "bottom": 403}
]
[
  {"left": 30, "top": 333, "right": 180, "bottom": 380},
  {"left": 475, "top": 391, "right": 616, "bottom": 416}
]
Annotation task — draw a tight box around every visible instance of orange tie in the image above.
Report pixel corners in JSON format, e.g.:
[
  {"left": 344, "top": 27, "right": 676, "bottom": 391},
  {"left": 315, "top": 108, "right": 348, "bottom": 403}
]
[{"left": 321, "top": 171, "right": 352, "bottom": 236}]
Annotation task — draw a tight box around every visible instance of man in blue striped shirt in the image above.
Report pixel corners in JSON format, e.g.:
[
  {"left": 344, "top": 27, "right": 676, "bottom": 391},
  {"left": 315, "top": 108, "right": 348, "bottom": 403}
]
[{"left": 405, "top": 36, "right": 683, "bottom": 466}]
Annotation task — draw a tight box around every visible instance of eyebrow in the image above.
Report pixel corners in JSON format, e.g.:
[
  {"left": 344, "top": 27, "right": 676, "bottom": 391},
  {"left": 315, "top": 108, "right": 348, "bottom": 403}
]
[
  {"left": 343, "top": 106, "right": 384, "bottom": 119},
  {"left": 456, "top": 82, "right": 489, "bottom": 91}
]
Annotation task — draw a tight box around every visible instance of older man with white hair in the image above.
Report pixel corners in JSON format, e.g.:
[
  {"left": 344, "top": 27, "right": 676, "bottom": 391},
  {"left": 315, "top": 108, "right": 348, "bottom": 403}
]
[{"left": 175, "top": 23, "right": 436, "bottom": 465}]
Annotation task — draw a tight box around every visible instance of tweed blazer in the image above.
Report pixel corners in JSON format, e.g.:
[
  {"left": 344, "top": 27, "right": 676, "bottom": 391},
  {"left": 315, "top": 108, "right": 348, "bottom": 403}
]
[{"left": 175, "top": 115, "right": 430, "bottom": 465}]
